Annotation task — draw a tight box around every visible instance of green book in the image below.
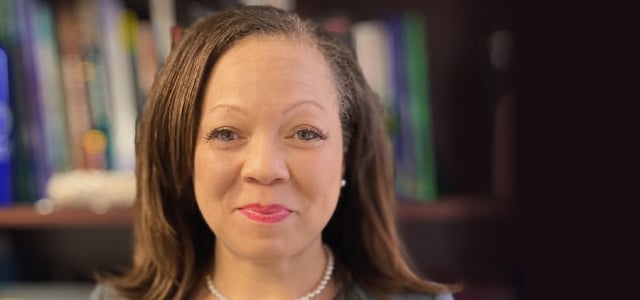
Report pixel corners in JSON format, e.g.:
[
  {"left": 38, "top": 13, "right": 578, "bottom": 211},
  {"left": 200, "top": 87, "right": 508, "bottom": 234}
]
[
  {"left": 404, "top": 11, "right": 438, "bottom": 201},
  {"left": 34, "top": 0, "right": 72, "bottom": 173}
]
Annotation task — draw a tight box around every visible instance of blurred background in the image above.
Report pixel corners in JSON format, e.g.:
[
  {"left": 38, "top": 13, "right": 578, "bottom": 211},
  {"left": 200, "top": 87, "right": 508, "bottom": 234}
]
[{"left": 0, "top": 0, "right": 518, "bottom": 299}]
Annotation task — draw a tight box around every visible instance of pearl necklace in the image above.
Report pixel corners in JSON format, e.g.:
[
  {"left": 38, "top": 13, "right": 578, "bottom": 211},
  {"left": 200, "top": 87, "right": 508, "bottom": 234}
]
[{"left": 205, "top": 246, "right": 335, "bottom": 300}]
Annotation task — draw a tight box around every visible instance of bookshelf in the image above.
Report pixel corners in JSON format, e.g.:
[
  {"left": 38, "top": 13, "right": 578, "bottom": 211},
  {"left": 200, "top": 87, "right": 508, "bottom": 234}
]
[
  {"left": 0, "top": 0, "right": 517, "bottom": 297},
  {"left": 0, "top": 206, "right": 135, "bottom": 228},
  {"left": 297, "top": 0, "right": 517, "bottom": 293},
  {"left": 0, "top": 196, "right": 507, "bottom": 228},
  {"left": 0, "top": 1, "right": 514, "bottom": 214}
]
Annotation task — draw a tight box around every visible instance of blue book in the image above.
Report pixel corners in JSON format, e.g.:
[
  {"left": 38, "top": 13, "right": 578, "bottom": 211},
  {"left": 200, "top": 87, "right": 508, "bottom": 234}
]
[
  {"left": 16, "top": 0, "right": 50, "bottom": 201},
  {"left": 1, "top": 0, "right": 38, "bottom": 204},
  {"left": 385, "top": 15, "right": 415, "bottom": 200},
  {"left": 0, "top": 47, "right": 10, "bottom": 206}
]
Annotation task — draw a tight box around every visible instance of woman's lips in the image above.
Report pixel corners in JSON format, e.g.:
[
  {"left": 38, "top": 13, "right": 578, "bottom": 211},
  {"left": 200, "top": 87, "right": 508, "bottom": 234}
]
[{"left": 239, "top": 204, "right": 292, "bottom": 224}]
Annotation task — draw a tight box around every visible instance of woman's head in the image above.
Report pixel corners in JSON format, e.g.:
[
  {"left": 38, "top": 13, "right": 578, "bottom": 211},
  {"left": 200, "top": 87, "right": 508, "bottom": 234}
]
[
  {"left": 193, "top": 34, "right": 344, "bottom": 260},
  {"left": 126, "top": 5, "right": 449, "bottom": 299}
]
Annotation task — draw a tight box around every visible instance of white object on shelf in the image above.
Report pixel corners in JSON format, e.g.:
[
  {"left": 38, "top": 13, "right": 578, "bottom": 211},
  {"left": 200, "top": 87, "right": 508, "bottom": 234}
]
[
  {"left": 0, "top": 283, "right": 95, "bottom": 300},
  {"left": 45, "top": 170, "right": 135, "bottom": 213}
]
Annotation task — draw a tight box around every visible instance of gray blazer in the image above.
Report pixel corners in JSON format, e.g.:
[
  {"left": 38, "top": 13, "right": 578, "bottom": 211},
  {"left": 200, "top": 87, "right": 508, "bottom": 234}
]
[
  {"left": 340, "top": 284, "right": 454, "bottom": 300},
  {"left": 90, "top": 283, "right": 454, "bottom": 300}
]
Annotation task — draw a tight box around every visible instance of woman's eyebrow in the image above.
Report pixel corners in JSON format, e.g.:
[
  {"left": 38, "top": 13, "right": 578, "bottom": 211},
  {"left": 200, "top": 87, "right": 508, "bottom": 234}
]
[
  {"left": 205, "top": 104, "right": 249, "bottom": 116},
  {"left": 283, "top": 100, "right": 327, "bottom": 115},
  {"left": 205, "top": 99, "right": 327, "bottom": 116}
]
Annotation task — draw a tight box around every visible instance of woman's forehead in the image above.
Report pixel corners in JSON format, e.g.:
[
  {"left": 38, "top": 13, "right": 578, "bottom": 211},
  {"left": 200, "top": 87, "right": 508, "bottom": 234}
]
[{"left": 202, "top": 36, "right": 338, "bottom": 111}]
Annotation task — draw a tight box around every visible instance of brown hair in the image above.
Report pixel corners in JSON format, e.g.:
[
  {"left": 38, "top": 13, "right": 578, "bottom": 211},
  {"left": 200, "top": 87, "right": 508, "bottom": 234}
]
[{"left": 101, "top": 5, "right": 456, "bottom": 299}]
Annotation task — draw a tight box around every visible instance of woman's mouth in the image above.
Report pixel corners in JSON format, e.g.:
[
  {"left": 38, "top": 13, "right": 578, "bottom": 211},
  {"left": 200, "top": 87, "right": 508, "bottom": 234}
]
[{"left": 239, "top": 204, "right": 292, "bottom": 224}]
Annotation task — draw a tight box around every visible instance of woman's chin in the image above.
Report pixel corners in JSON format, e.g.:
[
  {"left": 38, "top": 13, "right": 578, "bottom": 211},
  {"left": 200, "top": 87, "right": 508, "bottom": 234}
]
[{"left": 225, "top": 240, "right": 294, "bottom": 260}]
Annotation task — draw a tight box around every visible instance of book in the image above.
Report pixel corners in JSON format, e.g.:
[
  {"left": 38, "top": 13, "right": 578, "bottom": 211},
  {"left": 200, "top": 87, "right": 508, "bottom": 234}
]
[
  {"left": 385, "top": 14, "right": 415, "bottom": 200},
  {"left": 0, "top": 47, "right": 10, "bottom": 207},
  {"left": 32, "top": 0, "right": 72, "bottom": 173},
  {"left": 239, "top": 0, "right": 295, "bottom": 11},
  {"left": 55, "top": 0, "right": 93, "bottom": 170},
  {"left": 149, "top": 0, "right": 176, "bottom": 64},
  {"left": 403, "top": 11, "right": 438, "bottom": 201},
  {"left": 98, "top": 0, "right": 138, "bottom": 171},
  {"left": 0, "top": 0, "right": 35, "bottom": 204},
  {"left": 15, "top": 0, "right": 51, "bottom": 201},
  {"left": 78, "top": 0, "right": 113, "bottom": 170},
  {"left": 133, "top": 21, "right": 159, "bottom": 115},
  {"left": 318, "top": 14, "right": 354, "bottom": 52},
  {"left": 174, "top": 0, "right": 218, "bottom": 27},
  {"left": 351, "top": 20, "right": 393, "bottom": 107}
]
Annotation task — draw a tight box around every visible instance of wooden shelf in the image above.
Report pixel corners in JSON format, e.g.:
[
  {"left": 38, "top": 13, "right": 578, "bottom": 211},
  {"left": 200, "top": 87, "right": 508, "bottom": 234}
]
[
  {"left": 396, "top": 195, "right": 510, "bottom": 222},
  {"left": 0, "top": 205, "right": 135, "bottom": 228},
  {"left": 0, "top": 196, "right": 508, "bottom": 228}
]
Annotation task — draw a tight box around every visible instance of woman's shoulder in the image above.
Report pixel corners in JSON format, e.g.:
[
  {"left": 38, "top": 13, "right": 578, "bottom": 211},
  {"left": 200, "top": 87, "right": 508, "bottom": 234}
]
[
  {"left": 89, "top": 283, "right": 129, "bottom": 300},
  {"left": 340, "top": 283, "right": 454, "bottom": 300}
]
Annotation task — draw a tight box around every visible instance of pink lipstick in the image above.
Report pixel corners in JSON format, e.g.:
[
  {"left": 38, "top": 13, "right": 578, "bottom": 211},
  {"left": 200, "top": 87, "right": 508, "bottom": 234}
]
[{"left": 239, "top": 204, "right": 292, "bottom": 224}]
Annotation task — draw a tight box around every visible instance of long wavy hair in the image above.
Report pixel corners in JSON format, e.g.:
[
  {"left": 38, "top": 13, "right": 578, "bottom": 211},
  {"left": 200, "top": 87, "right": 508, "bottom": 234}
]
[{"left": 101, "top": 5, "right": 455, "bottom": 299}]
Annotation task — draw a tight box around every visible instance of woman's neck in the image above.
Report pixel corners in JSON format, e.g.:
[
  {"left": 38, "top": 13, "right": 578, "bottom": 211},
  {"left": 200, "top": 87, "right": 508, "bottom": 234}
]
[{"left": 206, "top": 241, "right": 336, "bottom": 300}]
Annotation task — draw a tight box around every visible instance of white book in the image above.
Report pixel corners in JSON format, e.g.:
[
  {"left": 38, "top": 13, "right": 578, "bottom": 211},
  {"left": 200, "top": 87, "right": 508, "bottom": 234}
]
[
  {"left": 149, "top": 0, "right": 176, "bottom": 64},
  {"left": 351, "top": 20, "right": 393, "bottom": 106},
  {"left": 239, "top": 0, "right": 295, "bottom": 11},
  {"left": 98, "top": 0, "right": 137, "bottom": 171}
]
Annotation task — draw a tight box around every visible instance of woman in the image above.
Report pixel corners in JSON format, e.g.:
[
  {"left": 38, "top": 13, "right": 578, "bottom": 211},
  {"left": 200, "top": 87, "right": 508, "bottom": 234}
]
[{"left": 93, "top": 5, "right": 458, "bottom": 300}]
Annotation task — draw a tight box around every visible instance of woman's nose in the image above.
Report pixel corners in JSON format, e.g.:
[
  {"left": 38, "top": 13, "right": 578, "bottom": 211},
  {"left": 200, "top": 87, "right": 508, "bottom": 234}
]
[{"left": 240, "top": 136, "right": 290, "bottom": 185}]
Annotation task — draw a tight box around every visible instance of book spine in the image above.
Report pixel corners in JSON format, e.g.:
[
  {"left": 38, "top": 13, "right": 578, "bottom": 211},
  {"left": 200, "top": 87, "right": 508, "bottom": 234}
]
[
  {"left": 16, "top": 0, "right": 50, "bottom": 200},
  {"left": 99, "top": 0, "right": 137, "bottom": 171},
  {"left": 77, "top": 0, "right": 112, "bottom": 170},
  {"left": 133, "top": 21, "right": 159, "bottom": 115},
  {"left": 386, "top": 15, "right": 415, "bottom": 200},
  {"left": 0, "top": 0, "right": 33, "bottom": 204},
  {"left": 55, "top": 0, "right": 93, "bottom": 170},
  {"left": 123, "top": 10, "right": 145, "bottom": 117},
  {"left": 33, "top": 0, "right": 72, "bottom": 173},
  {"left": 352, "top": 20, "right": 393, "bottom": 106},
  {"left": 0, "top": 47, "right": 11, "bottom": 206},
  {"left": 404, "top": 12, "right": 438, "bottom": 201},
  {"left": 149, "top": 0, "right": 176, "bottom": 64}
]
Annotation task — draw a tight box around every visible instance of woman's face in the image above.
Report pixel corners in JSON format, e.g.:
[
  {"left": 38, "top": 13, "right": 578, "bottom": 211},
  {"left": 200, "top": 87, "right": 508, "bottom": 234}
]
[{"left": 193, "top": 36, "right": 344, "bottom": 259}]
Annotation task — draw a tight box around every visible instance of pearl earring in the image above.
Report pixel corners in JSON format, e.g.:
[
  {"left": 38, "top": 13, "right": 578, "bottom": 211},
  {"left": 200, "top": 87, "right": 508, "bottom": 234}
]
[{"left": 340, "top": 179, "right": 346, "bottom": 187}]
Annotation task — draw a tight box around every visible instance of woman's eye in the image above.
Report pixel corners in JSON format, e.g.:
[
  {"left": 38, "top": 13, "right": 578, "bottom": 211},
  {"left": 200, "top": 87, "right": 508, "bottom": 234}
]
[
  {"left": 295, "top": 128, "right": 326, "bottom": 141},
  {"left": 207, "top": 128, "right": 237, "bottom": 142}
]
